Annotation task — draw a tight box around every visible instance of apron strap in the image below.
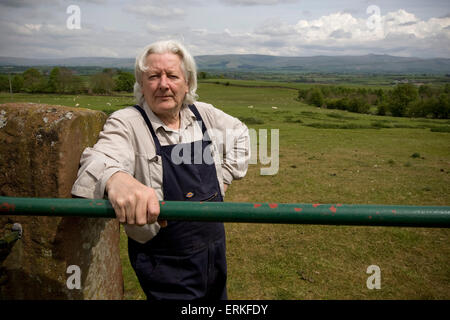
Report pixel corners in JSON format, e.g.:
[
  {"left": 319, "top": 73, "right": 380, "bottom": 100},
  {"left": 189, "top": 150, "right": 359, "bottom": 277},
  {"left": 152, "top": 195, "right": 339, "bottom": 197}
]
[
  {"left": 187, "top": 104, "right": 211, "bottom": 141},
  {"left": 133, "top": 105, "right": 161, "bottom": 154}
]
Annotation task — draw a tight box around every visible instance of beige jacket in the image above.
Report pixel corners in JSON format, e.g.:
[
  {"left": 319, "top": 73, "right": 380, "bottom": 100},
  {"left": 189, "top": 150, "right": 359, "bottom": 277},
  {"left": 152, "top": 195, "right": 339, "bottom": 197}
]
[{"left": 71, "top": 101, "right": 250, "bottom": 243}]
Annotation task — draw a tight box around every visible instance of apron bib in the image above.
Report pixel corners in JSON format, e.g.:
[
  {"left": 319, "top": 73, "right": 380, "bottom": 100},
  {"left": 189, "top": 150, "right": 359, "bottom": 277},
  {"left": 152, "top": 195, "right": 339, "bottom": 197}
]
[{"left": 128, "top": 104, "right": 227, "bottom": 300}]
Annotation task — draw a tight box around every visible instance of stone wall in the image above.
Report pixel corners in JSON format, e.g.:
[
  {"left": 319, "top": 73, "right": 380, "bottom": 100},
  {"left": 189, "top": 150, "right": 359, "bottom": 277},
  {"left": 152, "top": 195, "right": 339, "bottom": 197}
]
[{"left": 0, "top": 103, "right": 123, "bottom": 299}]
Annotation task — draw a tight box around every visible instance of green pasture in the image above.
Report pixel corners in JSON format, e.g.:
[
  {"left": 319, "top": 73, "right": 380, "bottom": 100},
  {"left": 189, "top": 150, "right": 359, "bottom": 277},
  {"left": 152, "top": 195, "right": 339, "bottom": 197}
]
[
  {"left": 200, "top": 74, "right": 449, "bottom": 88},
  {"left": 200, "top": 78, "right": 382, "bottom": 90},
  {"left": 0, "top": 92, "right": 135, "bottom": 115},
  {"left": 0, "top": 81, "right": 449, "bottom": 299}
]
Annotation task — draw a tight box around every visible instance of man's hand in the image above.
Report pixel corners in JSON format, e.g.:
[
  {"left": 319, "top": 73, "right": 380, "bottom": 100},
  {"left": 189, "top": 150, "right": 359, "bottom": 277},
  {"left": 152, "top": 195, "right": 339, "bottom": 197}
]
[{"left": 106, "top": 171, "right": 166, "bottom": 227}]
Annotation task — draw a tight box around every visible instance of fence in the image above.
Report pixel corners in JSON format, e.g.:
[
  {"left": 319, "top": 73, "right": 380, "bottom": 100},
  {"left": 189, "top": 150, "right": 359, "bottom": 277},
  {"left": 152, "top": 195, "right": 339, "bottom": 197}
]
[{"left": 1, "top": 196, "right": 449, "bottom": 228}]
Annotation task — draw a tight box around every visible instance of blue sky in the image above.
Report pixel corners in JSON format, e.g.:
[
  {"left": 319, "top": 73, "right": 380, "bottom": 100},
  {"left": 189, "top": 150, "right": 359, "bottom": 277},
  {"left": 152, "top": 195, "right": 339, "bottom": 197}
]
[{"left": 0, "top": 0, "right": 449, "bottom": 58}]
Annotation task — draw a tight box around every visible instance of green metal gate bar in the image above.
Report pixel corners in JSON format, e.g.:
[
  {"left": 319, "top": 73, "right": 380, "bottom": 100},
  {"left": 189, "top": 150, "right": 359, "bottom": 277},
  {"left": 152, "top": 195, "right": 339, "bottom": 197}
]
[{"left": 0, "top": 196, "right": 449, "bottom": 228}]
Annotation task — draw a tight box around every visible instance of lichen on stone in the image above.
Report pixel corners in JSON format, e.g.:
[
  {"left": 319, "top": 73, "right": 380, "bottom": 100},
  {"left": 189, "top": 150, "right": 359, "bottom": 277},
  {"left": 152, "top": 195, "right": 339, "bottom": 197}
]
[{"left": 0, "top": 110, "right": 7, "bottom": 129}]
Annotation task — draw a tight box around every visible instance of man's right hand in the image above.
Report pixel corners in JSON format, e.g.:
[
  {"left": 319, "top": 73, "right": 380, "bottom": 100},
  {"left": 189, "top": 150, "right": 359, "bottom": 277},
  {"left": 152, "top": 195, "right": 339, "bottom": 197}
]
[{"left": 106, "top": 171, "right": 166, "bottom": 226}]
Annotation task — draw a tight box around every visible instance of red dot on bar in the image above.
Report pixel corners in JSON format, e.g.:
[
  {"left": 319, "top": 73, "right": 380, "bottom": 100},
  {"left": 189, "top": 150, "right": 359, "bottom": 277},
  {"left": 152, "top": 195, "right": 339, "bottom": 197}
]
[
  {"left": 268, "top": 203, "right": 278, "bottom": 209},
  {"left": 254, "top": 204, "right": 262, "bottom": 208},
  {"left": 329, "top": 206, "right": 337, "bottom": 213},
  {"left": 294, "top": 208, "right": 302, "bottom": 212},
  {"left": 313, "top": 203, "right": 320, "bottom": 208},
  {"left": 0, "top": 203, "right": 16, "bottom": 212}
]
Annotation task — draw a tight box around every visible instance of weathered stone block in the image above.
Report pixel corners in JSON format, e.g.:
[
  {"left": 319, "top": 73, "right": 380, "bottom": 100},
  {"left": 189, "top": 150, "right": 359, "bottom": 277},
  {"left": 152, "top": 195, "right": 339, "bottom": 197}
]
[{"left": 0, "top": 103, "right": 123, "bottom": 299}]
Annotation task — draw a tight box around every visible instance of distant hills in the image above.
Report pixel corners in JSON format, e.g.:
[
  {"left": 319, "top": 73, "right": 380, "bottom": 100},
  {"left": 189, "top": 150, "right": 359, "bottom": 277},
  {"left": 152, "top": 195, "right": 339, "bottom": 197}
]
[
  {"left": 196, "top": 54, "right": 450, "bottom": 74},
  {"left": 0, "top": 54, "right": 449, "bottom": 74},
  {"left": 0, "top": 57, "right": 134, "bottom": 69}
]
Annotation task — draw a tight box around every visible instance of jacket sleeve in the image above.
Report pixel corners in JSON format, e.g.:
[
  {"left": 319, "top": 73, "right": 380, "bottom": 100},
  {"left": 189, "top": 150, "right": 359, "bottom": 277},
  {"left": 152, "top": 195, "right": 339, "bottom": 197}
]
[
  {"left": 202, "top": 103, "right": 250, "bottom": 185},
  {"left": 71, "top": 112, "right": 135, "bottom": 199}
]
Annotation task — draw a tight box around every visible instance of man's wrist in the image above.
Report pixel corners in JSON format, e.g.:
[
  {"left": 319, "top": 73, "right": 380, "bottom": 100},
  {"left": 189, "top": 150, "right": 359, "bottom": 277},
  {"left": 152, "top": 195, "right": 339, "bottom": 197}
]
[{"left": 104, "top": 169, "right": 128, "bottom": 197}]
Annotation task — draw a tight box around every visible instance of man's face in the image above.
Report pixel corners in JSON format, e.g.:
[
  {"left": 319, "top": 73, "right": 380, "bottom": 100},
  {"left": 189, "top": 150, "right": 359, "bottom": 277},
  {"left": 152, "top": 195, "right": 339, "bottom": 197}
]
[{"left": 142, "top": 52, "right": 189, "bottom": 116}]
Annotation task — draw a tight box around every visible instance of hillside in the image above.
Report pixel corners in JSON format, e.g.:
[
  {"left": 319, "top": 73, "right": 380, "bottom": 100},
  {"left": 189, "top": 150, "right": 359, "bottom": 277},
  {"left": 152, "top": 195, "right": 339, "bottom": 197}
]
[
  {"left": 0, "top": 54, "right": 449, "bottom": 74},
  {"left": 195, "top": 54, "right": 450, "bottom": 74}
]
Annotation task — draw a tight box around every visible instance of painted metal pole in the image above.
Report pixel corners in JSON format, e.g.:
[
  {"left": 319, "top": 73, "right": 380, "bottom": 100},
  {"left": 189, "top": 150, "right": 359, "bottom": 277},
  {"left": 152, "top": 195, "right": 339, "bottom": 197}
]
[{"left": 0, "top": 196, "right": 449, "bottom": 228}]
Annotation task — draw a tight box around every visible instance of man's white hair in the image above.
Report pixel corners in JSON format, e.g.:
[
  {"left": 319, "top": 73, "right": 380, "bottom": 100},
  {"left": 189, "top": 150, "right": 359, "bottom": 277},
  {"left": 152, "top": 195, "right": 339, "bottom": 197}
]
[{"left": 133, "top": 40, "right": 198, "bottom": 106}]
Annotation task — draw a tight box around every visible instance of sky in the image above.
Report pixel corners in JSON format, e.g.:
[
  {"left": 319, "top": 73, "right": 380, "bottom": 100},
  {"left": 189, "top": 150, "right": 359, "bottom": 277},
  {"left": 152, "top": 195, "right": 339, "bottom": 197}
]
[{"left": 0, "top": 0, "right": 449, "bottom": 59}]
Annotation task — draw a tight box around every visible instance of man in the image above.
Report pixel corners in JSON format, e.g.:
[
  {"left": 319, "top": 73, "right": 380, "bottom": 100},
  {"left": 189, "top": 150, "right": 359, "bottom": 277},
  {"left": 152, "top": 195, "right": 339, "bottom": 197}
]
[{"left": 71, "top": 40, "right": 249, "bottom": 300}]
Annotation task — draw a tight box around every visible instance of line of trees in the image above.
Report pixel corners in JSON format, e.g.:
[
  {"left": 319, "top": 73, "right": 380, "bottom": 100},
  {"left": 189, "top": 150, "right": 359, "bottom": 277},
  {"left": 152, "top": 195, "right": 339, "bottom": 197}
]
[
  {"left": 0, "top": 67, "right": 136, "bottom": 94},
  {"left": 298, "top": 83, "right": 450, "bottom": 119}
]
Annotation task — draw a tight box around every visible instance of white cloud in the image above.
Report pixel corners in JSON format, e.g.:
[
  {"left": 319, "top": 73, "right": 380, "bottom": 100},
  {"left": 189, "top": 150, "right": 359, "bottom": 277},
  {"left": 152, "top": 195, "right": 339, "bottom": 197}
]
[
  {"left": 247, "top": 9, "right": 450, "bottom": 56},
  {"left": 255, "top": 19, "right": 296, "bottom": 36},
  {"left": 124, "top": 4, "right": 185, "bottom": 18},
  {"left": 24, "top": 23, "right": 42, "bottom": 32},
  {"left": 0, "top": 18, "right": 140, "bottom": 58},
  {"left": 292, "top": 12, "right": 361, "bottom": 42},
  {"left": 146, "top": 23, "right": 164, "bottom": 33},
  {"left": 381, "top": 10, "right": 450, "bottom": 40}
]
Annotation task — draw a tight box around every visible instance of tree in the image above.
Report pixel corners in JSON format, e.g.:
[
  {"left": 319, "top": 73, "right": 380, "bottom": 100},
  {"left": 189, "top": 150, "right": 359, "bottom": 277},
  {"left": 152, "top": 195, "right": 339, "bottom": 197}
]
[
  {"left": 377, "top": 103, "right": 387, "bottom": 116},
  {"left": 198, "top": 71, "right": 208, "bottom": 80},
  {"left": 297, "top": 88, "right": 308, "bottom": 100},
  {"left": 407, "top": 99, "right": 427, "bottom": 118},
  {"left": 356, "top": 87, "right": 368, "bottom": 98},
  {"left": 348, "top": 96, "right": 370, "bottom": 113},
  {"left": 114, "top": 71, "right": 134, "bottom": 92},
  {"left": 0, "top": 75, "right": 9, "bottom": 92},
  {"left": 70, "top": 75, "right": 86, "bottom": 93},
  {"left": 90, "top": 72, "right": 114, "bottom": 94},
  {"left": 320, "top": 86, "right": 331, "bottom": 98},
  {"left": 388, "top": 84, "right": 418, "bottom": 117},
  {"left": 60, "top": 67, "right": 77, "bottom": 93},
  {"left": 434, "top": 93, "right": 450, "bottom": 119},
  {"left": 47, "top": 67, "right": 60, "bottom": 92},
  {"left": 374, "top": 89, "right": 385, "bottom": 105},
  {"left": 306, "top": 87, "right": 324, "bottom": 107},
  {"left": 47, "top": 67, "right": 81, "bottom": 93},
  {"left": 23, "top": 68, "right": 46, "bottom": 93},
  {"left": 102, "top": 68, "right": 117, "bottom": 77},
  {"left": 12, "top": 75, "right": 24, "bottom": 92},
  {"left": 418, "top": 84, "right": 433, "bottom": 100}
]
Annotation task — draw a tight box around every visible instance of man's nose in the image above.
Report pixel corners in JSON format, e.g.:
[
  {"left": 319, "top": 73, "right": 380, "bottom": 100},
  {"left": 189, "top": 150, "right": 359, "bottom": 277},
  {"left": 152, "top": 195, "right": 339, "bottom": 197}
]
[{"left": 159, "top": 74, "right": 169, "bottom": 89}]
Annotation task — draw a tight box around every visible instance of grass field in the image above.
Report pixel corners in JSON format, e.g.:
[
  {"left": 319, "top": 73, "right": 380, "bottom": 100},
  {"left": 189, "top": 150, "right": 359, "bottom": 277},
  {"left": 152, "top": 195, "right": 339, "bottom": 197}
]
[
  {"left": 1, "top": 81, "right": 449, "bottom": 300},
  {"left": 199, "top": 78, "right": 385, "bottom": 89}
]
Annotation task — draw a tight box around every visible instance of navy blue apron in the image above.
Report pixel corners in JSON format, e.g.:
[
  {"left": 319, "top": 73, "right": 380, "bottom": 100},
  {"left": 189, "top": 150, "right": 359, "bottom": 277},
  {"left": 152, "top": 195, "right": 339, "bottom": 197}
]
[{"left": 128, "top": 104, "right": 227, "bottom": 300}]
